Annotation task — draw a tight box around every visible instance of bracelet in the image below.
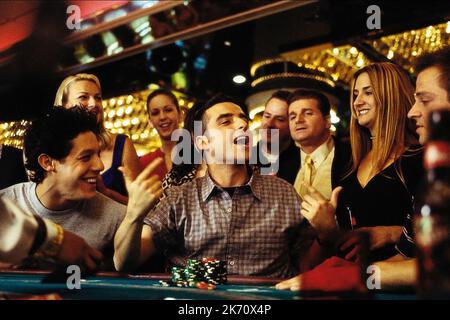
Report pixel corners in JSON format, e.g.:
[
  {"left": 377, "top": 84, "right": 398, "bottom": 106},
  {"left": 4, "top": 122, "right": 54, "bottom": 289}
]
[
  {"left": 29, "top": 215, "right": 47, "bottom": 256},
  {"left": 34, "top": 223, "right": 64, "bottom": 259}
]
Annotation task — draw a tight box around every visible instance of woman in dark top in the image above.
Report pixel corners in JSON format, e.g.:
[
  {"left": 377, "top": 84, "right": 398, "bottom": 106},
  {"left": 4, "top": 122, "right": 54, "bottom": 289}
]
[
  {"left": 336, "top": 148, "right": 422, "bottom": 261},
  {"left": 335, "top": 62, "right": 421, "bottom": 261}
]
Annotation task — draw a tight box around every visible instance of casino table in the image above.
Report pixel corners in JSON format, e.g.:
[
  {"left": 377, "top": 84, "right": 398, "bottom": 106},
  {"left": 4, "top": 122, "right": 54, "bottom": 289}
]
[{"left": 0, "top": 270, "right": 416, "bottom": 300}]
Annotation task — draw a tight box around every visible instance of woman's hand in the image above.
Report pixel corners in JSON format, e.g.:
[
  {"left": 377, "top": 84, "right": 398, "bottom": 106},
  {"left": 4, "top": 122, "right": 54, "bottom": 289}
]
[
  {"left": 339, "top": 226, "right": 403, "bottom": 261},
  {"left": 275, "top": 275, "right": 302, "bottom": 291}
]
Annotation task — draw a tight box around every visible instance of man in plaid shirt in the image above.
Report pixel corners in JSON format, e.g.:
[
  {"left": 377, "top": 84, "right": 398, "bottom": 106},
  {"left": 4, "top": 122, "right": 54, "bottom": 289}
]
[{"left": 114, "top": 94, "right": 330, "bottom": 278}]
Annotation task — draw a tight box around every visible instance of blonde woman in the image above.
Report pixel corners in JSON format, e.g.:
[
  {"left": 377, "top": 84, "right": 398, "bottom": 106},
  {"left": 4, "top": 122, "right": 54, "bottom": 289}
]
[
  {"left": 329, "top": 62, "right": 422, "bottom": 260},
  {"left": 296, "top": 63, "right": 423, "bottom": 263},
  {"left": 54, "top": 73, "right": 141, "bottom": 205}
]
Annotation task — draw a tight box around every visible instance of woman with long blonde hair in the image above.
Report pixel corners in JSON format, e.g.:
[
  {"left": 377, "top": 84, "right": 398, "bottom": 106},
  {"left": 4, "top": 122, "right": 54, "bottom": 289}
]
[
  {"left": 333, "top": 62, "right": 423, "bottom": 261},
  {"left": 54, "top": 73, "right": 141, "bottom": 205}
]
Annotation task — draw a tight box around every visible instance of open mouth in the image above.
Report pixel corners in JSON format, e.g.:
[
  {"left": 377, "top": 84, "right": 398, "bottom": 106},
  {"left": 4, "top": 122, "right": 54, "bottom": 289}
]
[
  {"left": 83, "top": 177, "right": 97, "bottom": 185},
  {"left": 358, "top": 109, "right": 370, "bottom": 116},
  {"left": 233, "top": 135, "right": 250, "bottom": 146},
  {"left": 159, "top": 122, "right": 172, "bottom": 130}
]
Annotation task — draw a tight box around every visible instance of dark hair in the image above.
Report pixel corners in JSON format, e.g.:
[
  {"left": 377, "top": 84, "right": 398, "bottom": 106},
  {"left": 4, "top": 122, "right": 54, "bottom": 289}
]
[
  {"left": 171, "top": 101, "right": 205, "bottom": 180},
  {"left": 267, "top": 90, "right": 291, "bottom": 105},
  {"left": 195, "top": 93, "right": 242, "bottom": 133},
  {"left": 24, "top": 108, "right": 99, "bottom": 183},
  {"left": 288, "top": 89, "right": 331, "bottom": 116},
  {"left": 146, "top": 88, "right": 180, "bottom": 114},
  {"left": 415, "top": 46, "right": 450, "bottom": 100}
]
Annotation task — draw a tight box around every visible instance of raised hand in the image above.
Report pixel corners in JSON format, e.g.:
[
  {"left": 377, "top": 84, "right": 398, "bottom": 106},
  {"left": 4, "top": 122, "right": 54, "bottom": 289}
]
[
  {"left": 301, "top": 183, "right": 342, "bottom": 241},
  {"left": 119, "top": 157, "right": 163, "bottom": 220}
]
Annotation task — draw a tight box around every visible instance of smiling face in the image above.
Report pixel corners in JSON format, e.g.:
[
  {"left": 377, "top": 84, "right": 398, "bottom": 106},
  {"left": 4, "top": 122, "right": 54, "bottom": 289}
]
[
  {"left": 199, "top": 102, "right": 250, "bottom": 164},
  {"left": 64, "top": 80, "right": 103, "bottom": 124},
  {"left": 408, "top": 66, "right": 450, "bottom": 144},
  {"left": 148, "top": 94, "right": 181, "bottom": 141},
  {"left": 288, "top": 98, "right": 330, "bottom": 150},
  {"left": 352, "top": 72, "right": 378, "bottom": 133},
  {"left": 261, "top": 97, "right": 291, "bottom": 148},
  {"left": 49, "top": 131, "right": 104, "bottom": 201}
]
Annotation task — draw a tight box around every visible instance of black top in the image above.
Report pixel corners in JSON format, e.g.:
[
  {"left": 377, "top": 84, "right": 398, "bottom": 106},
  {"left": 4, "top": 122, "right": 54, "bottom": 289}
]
[
  {"left": 396, "top": 212, "right": 415, "bottom": 258},
  {"left": 336, "top": 147, "right": 423, "bottom": 261},
  {"left": 100, "top": 134, "right": 128, "bottom": 196}
]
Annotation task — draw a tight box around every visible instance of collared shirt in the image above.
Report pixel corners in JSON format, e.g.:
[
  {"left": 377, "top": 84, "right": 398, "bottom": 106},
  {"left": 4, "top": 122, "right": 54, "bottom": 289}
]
[
  {"left": 294, "top": 137, "right": 335, "bottom": 200},
  {"left": 144, "top": 170, "right": 304, "bottom": 278}
]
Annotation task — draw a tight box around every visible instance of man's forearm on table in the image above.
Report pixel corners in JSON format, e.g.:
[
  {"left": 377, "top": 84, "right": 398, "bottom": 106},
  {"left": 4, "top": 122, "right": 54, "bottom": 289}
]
[{"left": 372, "top": 258, "right": 417, "bottom": 290}]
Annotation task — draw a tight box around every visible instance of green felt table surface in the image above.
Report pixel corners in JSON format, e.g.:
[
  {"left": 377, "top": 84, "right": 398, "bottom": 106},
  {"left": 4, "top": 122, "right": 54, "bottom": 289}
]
[{"left": 0, "top": 270, "right": 416, "bottom": 300}]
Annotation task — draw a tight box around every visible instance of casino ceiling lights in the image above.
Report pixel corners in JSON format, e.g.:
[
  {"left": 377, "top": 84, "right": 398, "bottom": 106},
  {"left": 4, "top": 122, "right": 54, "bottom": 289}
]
[
  {"left": 281, "top": 21, "right": 450, "bottom": 85},
  {"left": 1, "top": 19, "right": 450, "bottom": 149},
  {"left": 58, "top": 0, "right": 313, "bottom": 75}
]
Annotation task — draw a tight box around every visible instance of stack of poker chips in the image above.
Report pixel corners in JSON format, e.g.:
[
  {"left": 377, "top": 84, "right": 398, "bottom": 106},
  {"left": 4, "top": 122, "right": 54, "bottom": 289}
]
[
  {"left": 202, "top": 258, "right": 227, "bottom": 285},
  {"left": 184, "top": 259, "right": 206, "bottom": 285},
  {"left": 171, "top": 267, "right": 186, "bottom": 284},
  {"left": 160, "top": 258, "right": 227, "bottom": 289}
]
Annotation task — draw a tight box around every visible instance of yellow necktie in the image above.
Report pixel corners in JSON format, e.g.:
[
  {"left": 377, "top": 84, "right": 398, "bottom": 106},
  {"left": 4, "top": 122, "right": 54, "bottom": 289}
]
[
  {"left": 299, "top": 155, "right": 314, "bottom": 199},
  {"left": 304, "top": 155, "right": 314, "bottom": 185}
]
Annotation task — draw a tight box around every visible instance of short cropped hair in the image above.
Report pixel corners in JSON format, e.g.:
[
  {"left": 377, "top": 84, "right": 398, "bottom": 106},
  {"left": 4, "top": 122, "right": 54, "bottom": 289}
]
[
  {"left": 195, "top": 93, "right": 243, "bottom": 134},
  {"left": 288, "top": 89, "right": 331, "bottom": 117},
  {"left": 267, "top": 90, "right": 291, "bottom": 105},
  {"left": 415, "top": 46, "right": 450, "bottom": 100},
  {"left": 24, "top": 108, "right": 99, "bottom": 183}
]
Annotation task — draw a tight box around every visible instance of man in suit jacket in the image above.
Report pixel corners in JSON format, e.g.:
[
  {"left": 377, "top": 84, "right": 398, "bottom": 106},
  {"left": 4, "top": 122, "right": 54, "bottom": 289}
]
[
  {"left": 288, "top": 89, "right": 351, "bottom": 200},
  {"left": 255, "top": 90, "right": 300, "bottom": 184}
]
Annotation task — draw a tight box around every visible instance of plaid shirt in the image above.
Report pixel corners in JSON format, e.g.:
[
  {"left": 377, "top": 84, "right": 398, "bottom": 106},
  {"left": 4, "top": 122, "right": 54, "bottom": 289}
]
[{"left": 144, "top": 170, "right": 305, "bottom": 278}]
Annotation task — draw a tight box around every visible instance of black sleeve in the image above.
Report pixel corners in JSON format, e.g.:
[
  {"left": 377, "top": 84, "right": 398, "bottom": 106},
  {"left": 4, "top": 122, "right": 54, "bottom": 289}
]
[
  {"left": 396, "top": 213, "right": 416, "bottom": 258},
  {"left": 402, "top": 148, "right": 424, "bottom": 196}
]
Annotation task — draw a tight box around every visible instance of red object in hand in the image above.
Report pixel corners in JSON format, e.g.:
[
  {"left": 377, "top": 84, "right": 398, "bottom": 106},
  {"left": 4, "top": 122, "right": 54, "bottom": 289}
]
[{"left": 300, "top": 256, "right": 368, "bottom": 294}]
